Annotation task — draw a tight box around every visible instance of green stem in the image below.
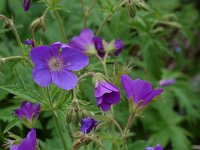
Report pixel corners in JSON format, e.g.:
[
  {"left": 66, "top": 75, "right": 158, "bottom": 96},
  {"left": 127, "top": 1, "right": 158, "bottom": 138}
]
[
  {"left": 95, "top": 53, "right": 109, "bottom": 77},
  {"left": 96, "top": 0, "right": 126, "bottom": 35},
  {"left": 9, "top": 20, "right": 24, "bottom": 55},
  {"left": 45, "top": 87, "right": 68, "bottom": 150},
  {"left": 82, "top": 0, "right": 96, "bottom": 28},
  {"left": 0, "top": 56, "right": 22, "bottom": 63},
  {"left": 53, "top": 112, "right": 68, "bottom": 150},
  {"left": 122, "top": 112, "right": 135, "bottom": 150},
  {"left": 53, "top": 11, "right": 67, "bottom": 43},
  {"left": 78, "top": 72, "right": 96, "bottom": 81}
]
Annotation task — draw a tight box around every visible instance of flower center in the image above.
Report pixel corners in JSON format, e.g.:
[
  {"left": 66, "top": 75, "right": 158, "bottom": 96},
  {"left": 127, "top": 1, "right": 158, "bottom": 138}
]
[{"left": 48, "top": 57, "right": 63, "bottom": 71}]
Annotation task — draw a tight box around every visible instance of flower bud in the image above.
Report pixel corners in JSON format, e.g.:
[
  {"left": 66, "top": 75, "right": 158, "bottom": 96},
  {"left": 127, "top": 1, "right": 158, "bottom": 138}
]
[
  {"left": 127, "top": 0, "right": 136, "bottom": 19},
  {"left": 30, "top": 16, "right": 46, "bottom": 34}
]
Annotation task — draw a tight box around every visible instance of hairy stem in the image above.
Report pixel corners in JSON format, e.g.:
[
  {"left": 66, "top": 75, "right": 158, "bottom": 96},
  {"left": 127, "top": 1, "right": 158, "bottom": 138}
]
[
  {"left": 96, "top": 0, "right": 126, "bottom": 35},
  {"left": 53, "top": 112, "right": 68, "bottom": 150},
  {"left": 53, "top": 11, "right": 67, "bottom": 43},
  {"left": 122, "top": 112, "right": 135, "bottom": 150},
  {"left": 9, "top": 20, "right": 24, "bottom": 55},
  {"left": 0, "top": 56, "right": 22, "bottom": 63}
]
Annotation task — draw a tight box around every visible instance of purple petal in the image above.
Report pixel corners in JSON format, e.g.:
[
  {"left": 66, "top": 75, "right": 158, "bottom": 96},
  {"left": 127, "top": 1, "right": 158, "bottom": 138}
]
[
  {"left": 61, "top": 47, "right": 89, "bottom": 71},
  {"left": 102, "top": 92, "right": 120, "bottom": 104},
  {"left": 79, "top": 29, "right": 95, "bottom": 44},
  {"left": 51, "top": 70, "right": 78, "bottom": 90},
  {"left": 132, "top": 79, "right": 152, "bottom": 105},
  {"left": 99, "top": 102, "right": 111, "bottom": 111},
  {"left": 69, "top": 29, "right": 94, "bottom": 51},
  {"left": 155, "top": 144, "right": 163, "bottom": 150},
  {"left": 18, "top": 129, "right": 37, "bottom": 150},
  {"left": 121, "top": 75, "right": 134, "bottom": 100},
  {"left": 114, "top": 38, "right": 124, "bottom": 56},
  {"left": 159, "top": 79, "right": 175, "bottom": 87},
  {"left": 145, "top": 147, "right": 154, "bottom": 150},
  {"left": 32, "top": 64, "right": 51, "bottom": 87},
  {"left": 10, "top": 145, "right": 18, "bottom": 150},
  {"left": 80, "top": 118, "right": 97, "bottom": 133},
  {"left": 95, "top": 82, "right": 114, "bottom": 97},
  {"left": 30, "top": 46, "right": 50, "bottom": 65},
  {"left": 142, "top": 89, "right": 163, "bottom": 107}
]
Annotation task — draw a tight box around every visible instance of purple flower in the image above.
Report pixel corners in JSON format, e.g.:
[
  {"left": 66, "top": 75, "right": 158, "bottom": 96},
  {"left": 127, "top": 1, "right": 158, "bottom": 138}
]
[
  {"left": 80, "top": 118, "right": 98, "bottom": 133},
  {"left": 94, "top": 81, "right": 120, "bottom": 111},
  {"left": 23, "top": 0, "right": 31, "bottom": 11},
  {"left": 114, "top": 38, "right": 124, "bottom": 56},
  {"left": 30, "top": 42, "right": 89, "bottom": 90},
  {"left": 121, "top": 75, "right": 163, "bottom": 109},
  {"left": 159, "top": 79, "right": 175, "bottom": 87},
  {"left": 146, "top": 144, "right": 163, "bottom": 150},
  {"left": 69, "top": 29, "right": 95, "bottom": 51},
  {"left": 14, "top": 102, "right": 40, "bottom": 128},
  {"left": 24, "top": 39, "right": 35, "bottom": 48},
  {"left": 14, "top": 102, "right": 40, "bottom": 121},
  {"left": 10, "top": 129, "right": 37, "bottom": 150},
  {"left": 93, "top": 37, "right": 105, "bottom": 57}
]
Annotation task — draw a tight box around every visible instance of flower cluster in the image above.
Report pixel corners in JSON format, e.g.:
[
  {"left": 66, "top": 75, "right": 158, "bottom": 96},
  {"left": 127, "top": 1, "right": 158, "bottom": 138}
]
[{"left": 69, "top": 29, "right": 124, "bottom": 56}]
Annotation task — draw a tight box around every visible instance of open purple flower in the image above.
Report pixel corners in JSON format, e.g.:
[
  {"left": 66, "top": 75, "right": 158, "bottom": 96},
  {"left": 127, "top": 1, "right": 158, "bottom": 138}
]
[
  {"left": 80, "top": 118, "right": 98, "bottom": 134},
  {"left": 159, "top": 79, "right": 175, "bottom": 87},
  {"left": 30, "top": 42, "right": 89, "bottom": 90},
  {"left": 23, "top": 0, "right": 31, "bottom": 11},
  {"left": 14, "top": 102, "right": 40, "bottom": 128},
  {"left": 10, "top": 129, "right": 37, "bottom": 150},
  {"left": 114, "top": 38, "right": 124, "bottom": 56},
  {"left": 146, "top": 144, "right": 163, "bottom": 150},
  {"left": 121, "top": 75, "right": 163, "bottom": 109},
  {"left": 69, "top": 28, "right": 95, "bottom": 51},
  {"left": 94, "top": 81, "right": 120, "bottom": 111},
  {"left": 93, "top": 37, "right": 105, "bottom": 57}
]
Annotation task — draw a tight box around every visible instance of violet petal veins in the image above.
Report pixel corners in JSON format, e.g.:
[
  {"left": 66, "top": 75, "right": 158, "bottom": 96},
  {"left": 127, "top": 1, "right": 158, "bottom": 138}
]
[{"left": 121, "top": 75, "right": 163, "bottom": 109}]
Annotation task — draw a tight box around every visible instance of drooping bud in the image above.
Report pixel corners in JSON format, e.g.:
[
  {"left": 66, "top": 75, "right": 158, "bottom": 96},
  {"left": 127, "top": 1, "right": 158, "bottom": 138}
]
[
  {"left": 23, "top": 0, "right": 31, "bottom": 11},
  {"left": 30, "top": 16, "right": 46, "bottom": 34},
  {"left": 127, "top": 0, "right": 136, "bottom": 19}
]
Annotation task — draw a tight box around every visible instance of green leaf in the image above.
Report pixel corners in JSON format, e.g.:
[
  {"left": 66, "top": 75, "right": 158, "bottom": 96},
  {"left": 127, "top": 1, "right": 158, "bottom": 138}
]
[{"left": 3, "top": 118, "right": 18, "bottom": 134}]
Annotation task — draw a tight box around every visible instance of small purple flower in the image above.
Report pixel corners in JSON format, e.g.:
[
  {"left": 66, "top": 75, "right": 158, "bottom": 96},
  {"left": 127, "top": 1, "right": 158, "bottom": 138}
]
[
  {"left": 24, "top": 39, "right": 35, "bottom": 48},
  {"left": 10, "top": 129, "right": 37, "bottom": 150},
  {"left": 69, "top": 28, "right": 95, "bottom": 51},
  {"left": 23, "top": 0, "right": 31, "bottom": 11},
  {"left": 114, "top": 38, "right": 124, "bottom": 56},
  {"left": 146, "top": 144, "right": 163, "bottom": 150},
  {"left": 121, "top": 75, "right": 163, "bottom": 109},
  {"left": 14, "top": 102, "right": 40, "bottom": 128},
  {"left": 30, "top": 42, "right": 89, "bottom": 90},
  {"left": 93, "top": 37, "right": 105, "bottom": 57},
  {"left": 159, "top": 79, "right": 175, "bottom": 87},
  {"left": 80, "top": 118, "right": 98, "bottom": 134},
  {"left": 95, "top": 81, "right": 120, "bottom": 111}
]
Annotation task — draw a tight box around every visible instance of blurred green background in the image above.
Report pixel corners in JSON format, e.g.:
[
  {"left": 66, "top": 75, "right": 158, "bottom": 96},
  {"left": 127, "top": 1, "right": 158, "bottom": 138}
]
[{"left": 0, "top": 0, "right": 200, "bottom": 150}]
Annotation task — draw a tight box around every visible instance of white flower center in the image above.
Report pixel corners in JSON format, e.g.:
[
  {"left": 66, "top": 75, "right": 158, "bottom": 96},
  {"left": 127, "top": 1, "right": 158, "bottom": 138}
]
[{"left": 48, "top": 57, "right": 63, "bottom": 71}]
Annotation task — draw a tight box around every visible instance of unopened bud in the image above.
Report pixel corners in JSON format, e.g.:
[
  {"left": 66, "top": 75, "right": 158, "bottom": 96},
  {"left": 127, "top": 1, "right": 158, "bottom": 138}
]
[
  {"left": 30, "top": 16, "right": 46, "bottom": 34},
  {"left": 127, "top": 0, "right": 136, "bottom": 19}
]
